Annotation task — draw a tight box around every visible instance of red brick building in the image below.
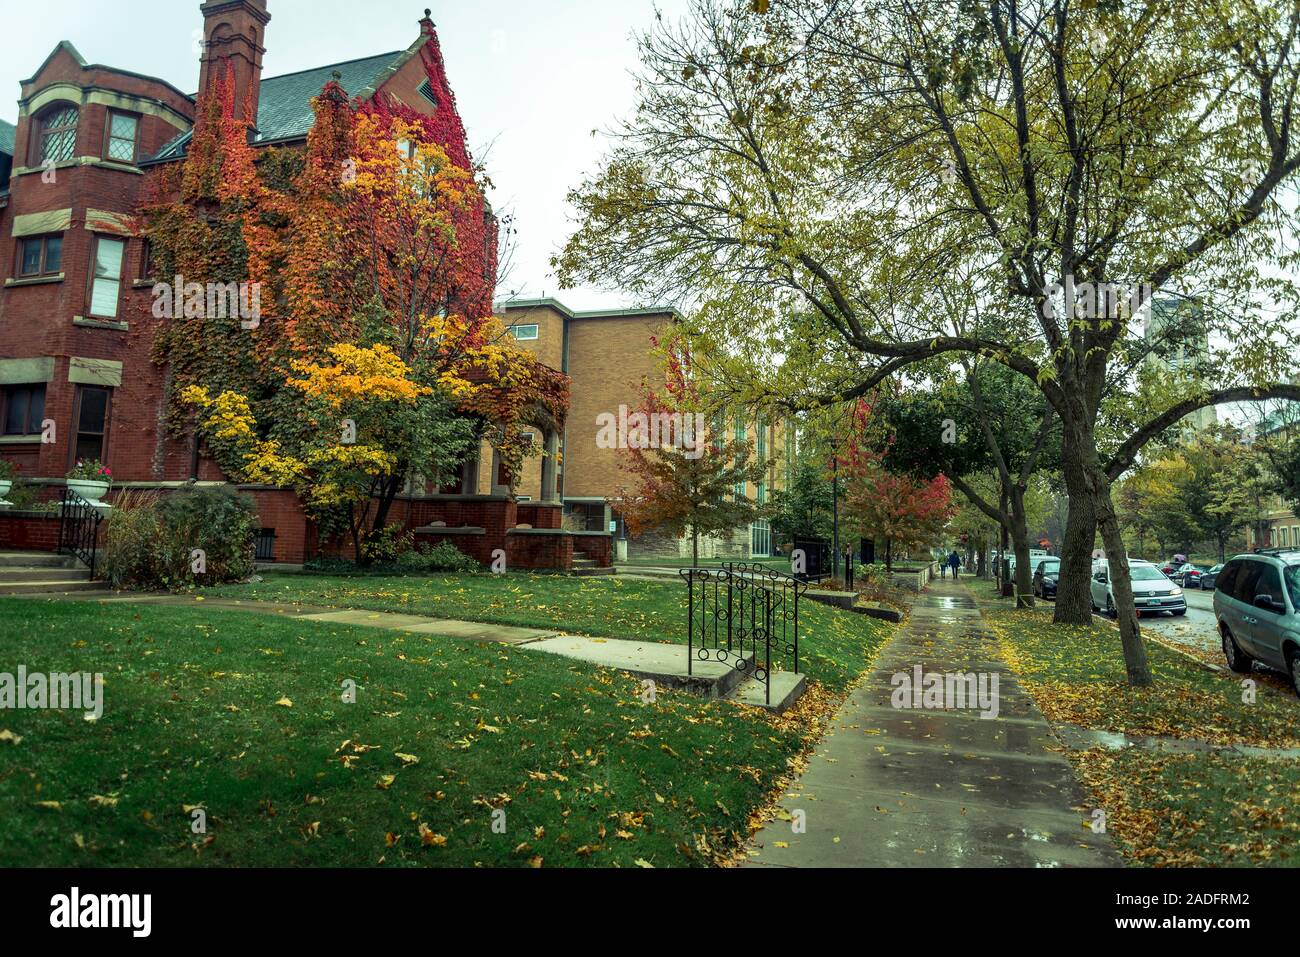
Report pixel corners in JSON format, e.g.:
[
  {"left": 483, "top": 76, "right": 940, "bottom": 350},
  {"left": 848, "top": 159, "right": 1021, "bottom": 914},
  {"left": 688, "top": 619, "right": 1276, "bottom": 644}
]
[{"left": 0, "top": 2, "right": 611, "bottom": 571}]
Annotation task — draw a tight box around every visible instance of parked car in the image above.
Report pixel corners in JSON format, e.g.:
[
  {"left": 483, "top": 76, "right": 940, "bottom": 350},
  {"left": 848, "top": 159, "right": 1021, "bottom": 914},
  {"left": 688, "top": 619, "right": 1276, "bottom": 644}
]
[
  {"left": 1174, "top": 563, "right": 1211, "bottom": 587},
  {"left": 1032, "top": 557, "right": 1061, "bottom": 599},
  {"left": 1214, "top": 550, "right": 1300, "bottom": 694},
  {"left": 1198, "top": 564, "right": 1224, "bottom": 590},
  {"left": 1158, "top": 561, "right": 1181, "bottom": 578},
  {"left": 1090, "top": 560, "right": 1186, "bottom": 617}
]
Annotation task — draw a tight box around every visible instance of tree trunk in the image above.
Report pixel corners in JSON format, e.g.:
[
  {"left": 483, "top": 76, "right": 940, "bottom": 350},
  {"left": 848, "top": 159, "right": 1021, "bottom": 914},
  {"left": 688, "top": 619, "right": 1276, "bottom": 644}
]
[
  {"left": 1092, "top": 468, "right": 1152, "bottom": 686},
  {"left": 1010, "top": 485, "right": 1034, "bottom": 608},
  {"left": 1055, "top": 434, "right": 1097, "bottom": 625},
  {"left": 692, "top": 528, "right": 699, "bottom": 568}
]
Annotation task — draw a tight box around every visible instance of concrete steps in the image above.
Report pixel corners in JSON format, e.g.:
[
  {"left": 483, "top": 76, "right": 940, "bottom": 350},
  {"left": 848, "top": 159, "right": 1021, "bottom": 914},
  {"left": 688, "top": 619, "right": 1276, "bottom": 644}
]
[
  {"left": 0, "top": 551, "right": 76, "bottom": 568},
  {"left": 521, "top": 634, "right": 808, "bottom": 712},
  {"left": 726, "top": 671, "right": 807, "bottom": 714},
  {"left": 0, "top": 551, "right": 107, "bottom": 596},
  {"left": 571, "top": 557, "right": 615, "bottom": 577}
]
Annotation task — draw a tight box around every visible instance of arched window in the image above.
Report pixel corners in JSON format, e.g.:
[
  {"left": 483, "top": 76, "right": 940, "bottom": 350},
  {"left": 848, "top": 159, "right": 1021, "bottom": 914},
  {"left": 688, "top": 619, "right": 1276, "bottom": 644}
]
[{"left": 37, "top": 105, "right": 79, "bottom": 164}]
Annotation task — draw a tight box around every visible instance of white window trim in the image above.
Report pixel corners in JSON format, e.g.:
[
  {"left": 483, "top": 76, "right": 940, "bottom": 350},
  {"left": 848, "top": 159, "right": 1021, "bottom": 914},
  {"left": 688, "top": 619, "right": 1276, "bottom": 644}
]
[{"left": 510, "top": 324, "right": 539, "bottom": 341}]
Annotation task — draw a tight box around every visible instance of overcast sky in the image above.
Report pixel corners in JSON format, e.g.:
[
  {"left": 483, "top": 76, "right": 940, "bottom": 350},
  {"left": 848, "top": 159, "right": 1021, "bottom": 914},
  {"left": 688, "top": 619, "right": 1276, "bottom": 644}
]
[{"left": 0, "top": 0, "right": 693, "bottom": 311}]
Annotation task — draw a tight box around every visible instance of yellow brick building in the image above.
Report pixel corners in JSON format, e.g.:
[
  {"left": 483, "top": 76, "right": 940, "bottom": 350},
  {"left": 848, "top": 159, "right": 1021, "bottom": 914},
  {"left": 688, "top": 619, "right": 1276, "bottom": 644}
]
[{"left": 459, "top": 297, "right": 791, "bottom": 560}]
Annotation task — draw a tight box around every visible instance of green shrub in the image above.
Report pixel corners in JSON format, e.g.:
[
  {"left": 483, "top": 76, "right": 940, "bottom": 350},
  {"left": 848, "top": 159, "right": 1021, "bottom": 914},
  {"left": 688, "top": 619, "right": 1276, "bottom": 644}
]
[
  {"left": 102, "top": 486, "right": 257, "bottom": 591},
  {"left": 359, "top": 524, "right": 413, "bottom": 565},
  {"left": 394, "top": 540, "right": 480, "bottom": 573}
]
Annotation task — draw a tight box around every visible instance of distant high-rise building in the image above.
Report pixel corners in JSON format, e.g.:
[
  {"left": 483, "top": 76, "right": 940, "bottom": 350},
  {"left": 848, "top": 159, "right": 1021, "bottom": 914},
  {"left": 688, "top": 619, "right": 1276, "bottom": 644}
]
[{"left": 1144, "top": 297, "right": 1217, "bottom": 433}]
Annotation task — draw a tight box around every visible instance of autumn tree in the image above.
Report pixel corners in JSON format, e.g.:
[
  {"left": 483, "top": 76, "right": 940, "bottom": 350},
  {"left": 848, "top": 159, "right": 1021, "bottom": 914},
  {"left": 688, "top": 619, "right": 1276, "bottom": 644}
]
[
  {"left": 614, "top": 336, "right": 770, "bottom": 566},
  {"left": 144, "top": 70, "right": 567, "bottom": 561},
  {"left": 556, "top": 0, "right": 1300, "bottom": 685},
  {"left": 836, "top": 399, "right": 955, "bottom": 568}
]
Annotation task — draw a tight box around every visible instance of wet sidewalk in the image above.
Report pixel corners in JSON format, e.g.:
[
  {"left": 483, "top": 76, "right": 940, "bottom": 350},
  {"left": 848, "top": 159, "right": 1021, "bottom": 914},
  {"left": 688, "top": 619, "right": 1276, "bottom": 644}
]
[{"left": 745, "top": 578, "right": 1121, "bottom": 867}]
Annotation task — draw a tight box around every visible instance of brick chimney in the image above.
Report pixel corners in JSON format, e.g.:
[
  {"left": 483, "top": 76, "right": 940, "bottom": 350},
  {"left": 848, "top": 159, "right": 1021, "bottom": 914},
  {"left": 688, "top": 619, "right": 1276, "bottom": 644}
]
[{"left": 197, "top": 0, "right": 271, "bottom": 130}]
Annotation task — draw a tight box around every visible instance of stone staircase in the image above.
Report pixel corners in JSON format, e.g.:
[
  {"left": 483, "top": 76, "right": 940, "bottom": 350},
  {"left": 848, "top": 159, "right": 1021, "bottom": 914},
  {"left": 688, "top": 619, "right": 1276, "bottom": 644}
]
[
  {"left": 523, "top": 635, "right": 807, "bottom": 713},
  {"left": 571, "top": 556, "right": 615, "bottom": 577},
  {"left": 0, "top": 551, "right": 107, "bottom": 596}
]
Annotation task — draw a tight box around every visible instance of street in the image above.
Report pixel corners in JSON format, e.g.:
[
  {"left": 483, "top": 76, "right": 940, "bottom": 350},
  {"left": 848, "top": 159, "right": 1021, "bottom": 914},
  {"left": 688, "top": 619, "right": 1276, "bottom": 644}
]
[{"left": 1137, "top": 586, "right": 1218, "bottom": 653}]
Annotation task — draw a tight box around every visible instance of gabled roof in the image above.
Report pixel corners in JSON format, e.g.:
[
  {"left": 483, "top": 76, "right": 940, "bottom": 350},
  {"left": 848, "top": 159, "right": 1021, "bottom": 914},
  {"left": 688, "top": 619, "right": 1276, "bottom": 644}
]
[
  {"left": 148, "top": 46, "right": 418, "bottom": 163},
  {"left": 0, "top": 118, "right": 16, "bottom": 157},
  {"left": 23, "top": 40, "right": 194, "bottom": 105}
]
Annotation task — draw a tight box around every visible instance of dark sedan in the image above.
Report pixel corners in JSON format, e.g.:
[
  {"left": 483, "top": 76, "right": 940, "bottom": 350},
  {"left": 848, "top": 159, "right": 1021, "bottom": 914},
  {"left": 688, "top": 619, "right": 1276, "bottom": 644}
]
[
  {"left": 1198, "top": 563, "right": 1224, "bottom": 590},
  {"left": 1174, "top": 563, "right": 1211, "bottom": 587},
  {"left": 1032, "top": 558, "right": 1061, "bottom": 599}
]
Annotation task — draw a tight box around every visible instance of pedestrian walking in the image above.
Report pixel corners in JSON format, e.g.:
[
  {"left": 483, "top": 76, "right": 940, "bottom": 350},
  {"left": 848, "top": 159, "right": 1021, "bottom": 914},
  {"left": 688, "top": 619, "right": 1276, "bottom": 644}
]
[{"left": 947, "top": 550, "right": 961, "bottom": 580}]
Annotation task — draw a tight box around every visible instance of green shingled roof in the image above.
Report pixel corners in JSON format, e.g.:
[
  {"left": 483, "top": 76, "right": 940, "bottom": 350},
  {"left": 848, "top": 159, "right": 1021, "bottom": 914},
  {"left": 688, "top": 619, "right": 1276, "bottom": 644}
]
[
  {"left": 149, "top": 49, "right": 408, "bottom": 162},
  {"left": 0, "top": 118, "right": 16, "bottom": 157}
]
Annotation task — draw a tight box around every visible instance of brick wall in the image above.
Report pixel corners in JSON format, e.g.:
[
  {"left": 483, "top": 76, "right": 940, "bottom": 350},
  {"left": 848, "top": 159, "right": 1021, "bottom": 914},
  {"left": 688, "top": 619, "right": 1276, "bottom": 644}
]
[
  {"left": 0, "top": 511, "right": 62, "bottom": 551},
  {"left": 516, "top": 502, "right": 562, "bottom": 529},
  {"left": 506, "top": 528, "right": 573, "bottom": 571},
  {"left": 571, "top": 532, "right": 613, "bottom": 567},
  {"left": 563, "top": 313, "right": 672, "bottom": 500}
]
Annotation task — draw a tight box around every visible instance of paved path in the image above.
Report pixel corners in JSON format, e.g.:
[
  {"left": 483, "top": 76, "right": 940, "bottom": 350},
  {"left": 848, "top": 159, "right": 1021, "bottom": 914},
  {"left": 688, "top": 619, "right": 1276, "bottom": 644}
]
[
  {"left": 56, "top": 593, "right": 559, "bottom": 645},
  {"left": 745, "top": 579, "right": 1122, "bottom": 868}
]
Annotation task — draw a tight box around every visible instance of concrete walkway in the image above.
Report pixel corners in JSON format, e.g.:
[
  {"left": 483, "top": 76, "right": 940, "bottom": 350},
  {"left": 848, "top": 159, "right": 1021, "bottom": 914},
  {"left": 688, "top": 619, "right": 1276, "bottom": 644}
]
[
  {"left": 745, "top": 578, "right": 1122, "bottom": 868},
  {"left": 59, "top": 592, "right": 559, "bottom": 645}
]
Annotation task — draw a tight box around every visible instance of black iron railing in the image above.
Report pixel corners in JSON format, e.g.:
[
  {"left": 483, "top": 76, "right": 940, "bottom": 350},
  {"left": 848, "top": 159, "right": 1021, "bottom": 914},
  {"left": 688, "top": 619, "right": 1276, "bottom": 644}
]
[
  {"left": 680, "top": 562, "right": 805, "bottom": 706},
  {"left": 58, "top": 489, "right": 103, "bottom": 580}
]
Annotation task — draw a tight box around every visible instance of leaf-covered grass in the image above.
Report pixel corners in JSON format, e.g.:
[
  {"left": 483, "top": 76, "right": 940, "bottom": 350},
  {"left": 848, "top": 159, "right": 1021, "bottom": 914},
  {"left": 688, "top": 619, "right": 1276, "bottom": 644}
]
[
  {"left": 983, "top": 605, "right": 1300, "bottom": 867},
  {"left": 985, "top": 608, "right": 1300, "bottom": 748},
  {"left": 1070, "top": 749, "right": 1300, "bottom": 867},
  {"left": 0, "top": 598, "right": 839, "bottom": 868},
  {"left": 203, "top": 572, "right": 891, "bottom": 692}
]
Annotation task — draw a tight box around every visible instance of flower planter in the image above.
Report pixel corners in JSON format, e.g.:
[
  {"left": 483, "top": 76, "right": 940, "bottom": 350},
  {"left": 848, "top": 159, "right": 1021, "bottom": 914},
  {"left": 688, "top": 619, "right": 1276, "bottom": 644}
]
[
  {"left": 0, "top": 480, "right": 11, "bottom": 507},
  {"left": 66, "top": 479, "right": 110, "bottom": 506}
]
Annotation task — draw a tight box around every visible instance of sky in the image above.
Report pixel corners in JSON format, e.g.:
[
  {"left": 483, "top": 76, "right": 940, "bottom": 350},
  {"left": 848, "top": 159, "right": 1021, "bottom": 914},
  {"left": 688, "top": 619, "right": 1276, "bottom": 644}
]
[{"left": 0, "top": 0, "right": 694, "bottom": 311}]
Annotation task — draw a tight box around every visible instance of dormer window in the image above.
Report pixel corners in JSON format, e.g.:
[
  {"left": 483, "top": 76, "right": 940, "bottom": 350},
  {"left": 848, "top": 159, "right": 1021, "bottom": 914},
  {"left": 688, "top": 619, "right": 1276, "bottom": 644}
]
[{"left": 37, "top": 105, "right": 79, "bottom": 165}]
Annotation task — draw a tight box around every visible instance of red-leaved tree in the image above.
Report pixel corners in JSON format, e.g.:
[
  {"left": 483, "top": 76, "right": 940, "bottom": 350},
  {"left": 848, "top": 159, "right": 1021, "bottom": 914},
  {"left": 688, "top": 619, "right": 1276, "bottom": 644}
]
[
  {"left": 838, "top": 399, "right": 954, "bottom": 568},
  {"left": 613, "top": 335, "right": 769, "bottom": 566}
]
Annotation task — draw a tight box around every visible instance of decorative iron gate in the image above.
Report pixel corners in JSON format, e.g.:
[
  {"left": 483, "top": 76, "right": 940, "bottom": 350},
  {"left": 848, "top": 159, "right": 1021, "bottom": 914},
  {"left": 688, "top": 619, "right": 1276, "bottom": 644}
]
[
  {"left": 679, "top": 563, "right": 805, "bottom": 706},
  {"left": 58, "top": 489, "right": 102, "bottom": 580}
]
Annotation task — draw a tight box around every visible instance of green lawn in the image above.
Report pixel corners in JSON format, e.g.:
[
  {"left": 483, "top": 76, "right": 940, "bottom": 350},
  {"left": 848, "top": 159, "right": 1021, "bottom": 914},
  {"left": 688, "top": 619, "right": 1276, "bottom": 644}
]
[
  {"left": 0, "top": 599, "right": 824, "bottom": 867},
  {"left": 204, "top": 572, "right": 890, "bottom": 692},
  {"left": 984, "top": 604, "right": 1300, "bottom": 866},
  {"left": 0, "top": 580, "right": 892, "bottom": 867}
]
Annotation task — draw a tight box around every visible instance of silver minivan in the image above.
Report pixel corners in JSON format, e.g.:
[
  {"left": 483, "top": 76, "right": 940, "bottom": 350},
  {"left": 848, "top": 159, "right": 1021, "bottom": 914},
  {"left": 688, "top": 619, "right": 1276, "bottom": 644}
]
[{"left": 1214, "top": 550, "right": 1300, "bottom": 694}]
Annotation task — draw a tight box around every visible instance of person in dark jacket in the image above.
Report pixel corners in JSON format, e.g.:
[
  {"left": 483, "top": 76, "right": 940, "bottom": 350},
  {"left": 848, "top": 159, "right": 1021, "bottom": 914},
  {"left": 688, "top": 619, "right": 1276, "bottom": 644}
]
[{"left": 948, "top": 551, "right": 961, "bottom": 579}]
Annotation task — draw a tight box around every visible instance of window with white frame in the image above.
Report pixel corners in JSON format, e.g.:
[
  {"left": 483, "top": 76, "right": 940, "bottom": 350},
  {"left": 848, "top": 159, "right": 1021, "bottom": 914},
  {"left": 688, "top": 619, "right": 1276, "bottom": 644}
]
[
  {"left": 510, "top": 324, "right": 539, "bottom": 341},
  {"left": 88, "top": 235, "right": 126, "bottom": 318}
]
